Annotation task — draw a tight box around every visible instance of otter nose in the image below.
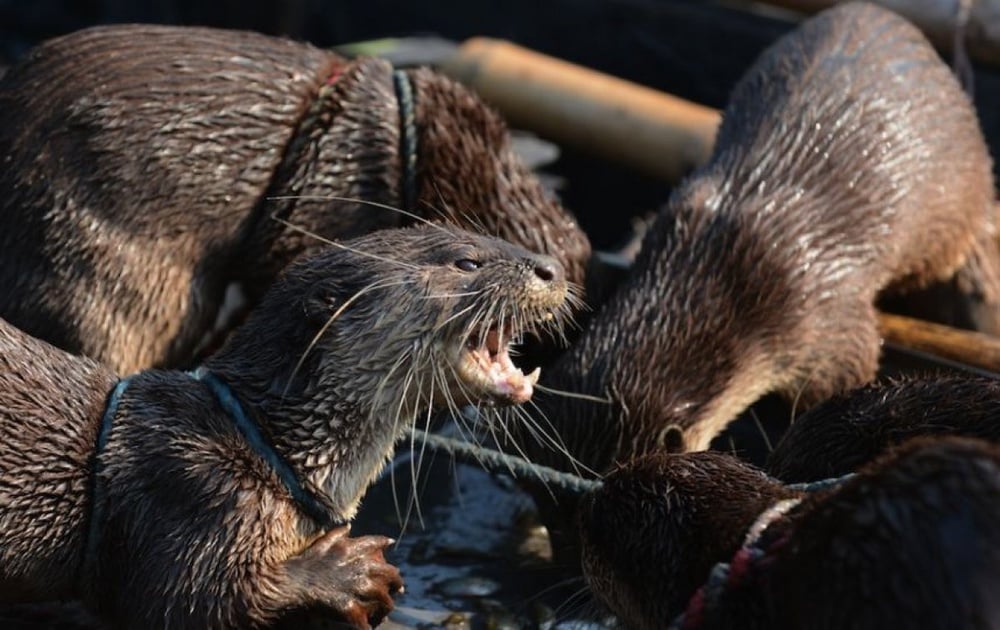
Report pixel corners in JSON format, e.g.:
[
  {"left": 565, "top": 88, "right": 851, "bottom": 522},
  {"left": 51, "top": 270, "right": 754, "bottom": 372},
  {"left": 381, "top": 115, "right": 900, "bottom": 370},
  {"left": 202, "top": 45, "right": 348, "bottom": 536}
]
[{"left": 530, "top": 256, "right": 564, "bottom": 283}]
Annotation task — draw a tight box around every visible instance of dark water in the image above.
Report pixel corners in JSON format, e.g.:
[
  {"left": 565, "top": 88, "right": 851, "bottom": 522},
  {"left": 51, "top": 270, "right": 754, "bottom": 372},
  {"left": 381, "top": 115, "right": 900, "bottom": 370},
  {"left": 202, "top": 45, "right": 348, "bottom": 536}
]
[{"left": 354, "top": 446, "right": 615, "bottom": 629}]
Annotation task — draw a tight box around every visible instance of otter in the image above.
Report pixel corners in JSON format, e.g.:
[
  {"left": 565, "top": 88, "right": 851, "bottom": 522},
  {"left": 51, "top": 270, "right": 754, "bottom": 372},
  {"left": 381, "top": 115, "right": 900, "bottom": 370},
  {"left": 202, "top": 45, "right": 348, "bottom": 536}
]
[
  {"left": 0, "top": 224, "right": 569, "bottom": 628},
  {"left": 579, "top": 437, "right": 1000, "bottom": 629},
  {"left": 0, "top": 23, "right": 589, "bottom": 375},
  {"left": 513, "top": 2, "right": 1000, "bottom": 481},
  {"left": 767, "top": 375, "right": 1000, "bottom": 482}
]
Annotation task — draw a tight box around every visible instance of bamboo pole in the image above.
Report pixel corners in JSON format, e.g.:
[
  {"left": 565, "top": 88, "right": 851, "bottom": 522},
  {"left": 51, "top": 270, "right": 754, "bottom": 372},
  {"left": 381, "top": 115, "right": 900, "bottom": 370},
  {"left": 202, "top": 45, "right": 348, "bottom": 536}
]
[
  {"left": 877, "top": 312, "right": 1000, "bottom": 373},
  {"left": 442, "top": 38, "right": 721, "bottom": 183}
]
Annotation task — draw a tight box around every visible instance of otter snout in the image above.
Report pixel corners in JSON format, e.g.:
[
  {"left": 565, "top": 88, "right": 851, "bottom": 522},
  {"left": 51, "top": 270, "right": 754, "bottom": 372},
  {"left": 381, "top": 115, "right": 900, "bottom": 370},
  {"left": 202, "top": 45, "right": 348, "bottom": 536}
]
[
  {"left": 530, "top": 255, "right": 563, "bottom": 284},
  {"left": 521, "top": 253, "right": 568, "bottom": 306}
]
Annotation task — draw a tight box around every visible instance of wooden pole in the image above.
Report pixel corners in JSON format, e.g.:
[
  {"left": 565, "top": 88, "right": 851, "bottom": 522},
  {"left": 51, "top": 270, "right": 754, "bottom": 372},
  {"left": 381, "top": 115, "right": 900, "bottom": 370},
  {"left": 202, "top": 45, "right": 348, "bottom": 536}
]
[
  {"left": 877, "top": 312, "right": 1000, "bottom": 374},
  {"left": 442, "top": 38, "right": 721, "bottom": 183}
]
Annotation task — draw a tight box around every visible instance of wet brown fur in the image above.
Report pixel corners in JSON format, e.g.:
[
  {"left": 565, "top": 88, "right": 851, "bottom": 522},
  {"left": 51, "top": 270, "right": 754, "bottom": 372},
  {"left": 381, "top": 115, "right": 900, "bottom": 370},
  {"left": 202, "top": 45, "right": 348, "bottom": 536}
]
[
  {"left": 0, "top": 225, "right": 568, "bottom": 628},
  {"left": 519, "top": 2, "right": 1000, "bottom": 479},
  {"left": 767, "top": 375, "right": 1000, "bottom": 482},
  {"left": 578, "top": 452, "right": 797, "bottom": 629},
  {"left": 580, "top": 437, "right": 1000, "bottom": 629},
  {"left": 0, "top": 23, "right": 589, "bottom": 374}
]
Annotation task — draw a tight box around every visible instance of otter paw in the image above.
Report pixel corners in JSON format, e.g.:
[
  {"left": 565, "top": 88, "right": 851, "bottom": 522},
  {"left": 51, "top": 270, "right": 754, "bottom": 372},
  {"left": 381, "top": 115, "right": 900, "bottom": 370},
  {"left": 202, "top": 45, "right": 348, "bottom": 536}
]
[{"left": 285, "top": 526, "right": 403, "bottom": 629}]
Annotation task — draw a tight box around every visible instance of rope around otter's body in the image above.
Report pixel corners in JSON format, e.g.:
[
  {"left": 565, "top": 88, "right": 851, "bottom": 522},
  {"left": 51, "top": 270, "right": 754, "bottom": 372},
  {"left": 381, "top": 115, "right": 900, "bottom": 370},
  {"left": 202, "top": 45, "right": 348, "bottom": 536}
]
[
  {"left": 83, "top": 377, "right": 132, "bottom": 581},
  {"left": 84, "top": 369, "right": 339, "bottom": 578},
  {"left": 667, "top": 473, "right": 856, "bottom": 630},
  {"left": 186, "top": 367, "right": 336, "bottom": 528},
  {"left": 392, "top": 69, "right": 419, "bottom": 214}
]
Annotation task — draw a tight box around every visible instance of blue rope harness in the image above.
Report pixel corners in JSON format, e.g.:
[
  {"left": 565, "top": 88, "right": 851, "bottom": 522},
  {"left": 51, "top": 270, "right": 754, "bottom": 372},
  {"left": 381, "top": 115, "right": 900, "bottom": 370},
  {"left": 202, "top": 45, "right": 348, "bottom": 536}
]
[
  {"left": 186, "top": 367, "right": 334, "bottom": 528},
  {"left": 86, "top": 368, "right": 336, "bottom": 572},
  {"left": 392, "top": 69, "right": 419, "bottom": 213},
  {"left": 84, "top": 377, "right": 132, "bottom": 574}
]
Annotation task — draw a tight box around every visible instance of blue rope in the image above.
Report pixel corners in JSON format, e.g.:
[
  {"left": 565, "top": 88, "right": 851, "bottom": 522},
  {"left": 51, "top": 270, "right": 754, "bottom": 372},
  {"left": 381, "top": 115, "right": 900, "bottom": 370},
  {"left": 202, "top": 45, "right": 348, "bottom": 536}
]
[
  {"left": 86, "top": 369, "right": 337, "bottom": 573},
  {"left": 83, "top": 376, "right": 132, "bottom": 577},
  {"left": 392, "top": 69, "right": 419, "bottom": 213},
  {"left": 187, "top": 368, "right": 336, "bottom": 529}
]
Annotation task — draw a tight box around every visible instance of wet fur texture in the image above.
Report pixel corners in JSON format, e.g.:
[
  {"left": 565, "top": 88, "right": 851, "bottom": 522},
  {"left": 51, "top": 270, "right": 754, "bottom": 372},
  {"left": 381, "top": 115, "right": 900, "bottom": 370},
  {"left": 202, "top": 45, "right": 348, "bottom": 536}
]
[
  {"left": 767, "top": 375, "right": 1000, "bottom": 482},
  {"left": 578, "top": 452, "right": 796, "bottom": 629},
  {"left": 0, "top": 225, "right": 568, "bottom": 628},
  {"left": 580, "top": 438, "right": 1000, "bottom": 629},
  {"left": 519, "top": 2, "right": 1000, "bottom": 479},
  {"left": 0, "top": 23, "right": 589, "bottom": 374}
]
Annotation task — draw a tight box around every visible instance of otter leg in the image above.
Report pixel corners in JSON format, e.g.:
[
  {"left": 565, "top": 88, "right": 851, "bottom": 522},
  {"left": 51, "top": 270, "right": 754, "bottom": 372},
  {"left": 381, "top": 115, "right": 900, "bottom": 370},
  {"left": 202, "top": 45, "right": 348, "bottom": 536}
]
[
  {"left": 879, "top": 230, "right": 1000, "bottom": 335},
  {"left": 274, "top": 526, "right": 403, "bottom": 629},
  {"left": 947, "top": 229, "right": 1000, "bottom": 335}
]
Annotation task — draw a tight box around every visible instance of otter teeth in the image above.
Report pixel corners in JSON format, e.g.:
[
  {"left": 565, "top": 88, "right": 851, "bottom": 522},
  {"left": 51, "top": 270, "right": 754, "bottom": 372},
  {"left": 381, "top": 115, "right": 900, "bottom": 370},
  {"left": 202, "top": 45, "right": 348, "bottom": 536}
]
[{"left": 460, "top": 326, "right": 538, "bottom": 404}]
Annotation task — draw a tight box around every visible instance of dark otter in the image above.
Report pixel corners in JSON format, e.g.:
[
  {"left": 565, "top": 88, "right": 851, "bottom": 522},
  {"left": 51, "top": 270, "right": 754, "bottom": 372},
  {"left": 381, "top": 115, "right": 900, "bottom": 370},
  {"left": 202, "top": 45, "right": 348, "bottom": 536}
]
[
  {"left": 767, "top": 375, "right": 1000, "bottom": 482},
  {"left": 0, "top": 224, "right": 569, "bottom": 628},
  {"left": 515, "top": 2, "right": 1000, "bottom": 479},
  {"left": 579, "top": 437, "right": 1000, "bottom": 629},
  {"left": 0, "top": 23, "right": 589, "bottom": 374}
]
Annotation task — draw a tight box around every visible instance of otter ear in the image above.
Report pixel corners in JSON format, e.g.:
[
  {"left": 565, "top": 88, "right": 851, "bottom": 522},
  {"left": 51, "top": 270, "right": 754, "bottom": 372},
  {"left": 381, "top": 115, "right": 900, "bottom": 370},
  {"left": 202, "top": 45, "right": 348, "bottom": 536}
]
[{"left": 304, "top": 282, "right": 342, "bottom": 324}]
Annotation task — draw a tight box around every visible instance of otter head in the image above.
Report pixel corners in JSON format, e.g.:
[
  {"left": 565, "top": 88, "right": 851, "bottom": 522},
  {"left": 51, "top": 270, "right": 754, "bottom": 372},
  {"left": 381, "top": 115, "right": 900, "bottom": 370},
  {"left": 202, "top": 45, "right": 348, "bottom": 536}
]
[
  {"left": 208, "top": 223, "right": 571, "bottom": 520},
  {"left": 522, "top": 173, "right": 801, "bottom": 476},
  {"left": 578, "top": 452, "right": 797, "bottom": 629},
  {"left": 407, "top": 67, "right": 591, "bottom": 290}
]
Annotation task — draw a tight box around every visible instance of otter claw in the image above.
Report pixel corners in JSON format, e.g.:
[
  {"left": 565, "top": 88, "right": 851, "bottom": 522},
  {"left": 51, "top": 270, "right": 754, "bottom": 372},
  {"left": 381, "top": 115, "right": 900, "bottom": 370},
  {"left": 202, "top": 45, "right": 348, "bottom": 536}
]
[{"left": 283, "top": 529, "right": 403, "bottom": 628}]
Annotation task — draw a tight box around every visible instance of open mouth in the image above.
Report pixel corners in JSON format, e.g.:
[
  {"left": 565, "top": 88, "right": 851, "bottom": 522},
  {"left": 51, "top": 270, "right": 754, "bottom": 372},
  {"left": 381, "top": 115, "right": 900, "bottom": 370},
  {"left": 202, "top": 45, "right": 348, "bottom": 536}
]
[{"left": 457, "top": 323, "right": 541, "bottom": 405}]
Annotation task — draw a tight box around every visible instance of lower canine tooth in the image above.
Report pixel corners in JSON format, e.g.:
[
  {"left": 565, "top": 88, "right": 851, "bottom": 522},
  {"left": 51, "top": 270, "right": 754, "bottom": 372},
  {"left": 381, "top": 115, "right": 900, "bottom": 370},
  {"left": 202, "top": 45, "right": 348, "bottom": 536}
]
[{"left": 526, "top": 367, "right": 541, "bottom": 386}]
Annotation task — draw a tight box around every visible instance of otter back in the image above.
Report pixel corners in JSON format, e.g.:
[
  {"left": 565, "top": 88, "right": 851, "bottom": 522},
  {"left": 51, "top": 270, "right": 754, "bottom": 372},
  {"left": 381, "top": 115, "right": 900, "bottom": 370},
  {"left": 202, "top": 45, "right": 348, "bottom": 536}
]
[
  {"left": 0, "top": 24, "right": 589, "bottom": 374},
  {"left": 520, "top": 2, "right": 1000, "bottom": 479}
]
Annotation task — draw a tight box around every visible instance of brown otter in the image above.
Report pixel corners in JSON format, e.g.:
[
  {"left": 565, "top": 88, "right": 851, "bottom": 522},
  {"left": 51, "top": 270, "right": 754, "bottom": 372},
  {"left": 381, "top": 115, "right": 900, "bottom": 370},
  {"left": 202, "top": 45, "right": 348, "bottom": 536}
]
[
  {"left": 0, "top": 224, "right": 569, "bottom": 628},
  {"left": 513, "top": 2, "right": 1000, "bottom": 480},
  {"left": 767, "top": 375, "right": 1000, "bottom": 482},
  {"left": 0, "top": 23, "right": 589, "bottom": 375},
  {"left": 579, "top": 437, "right": 1000, "bottom": 629}
]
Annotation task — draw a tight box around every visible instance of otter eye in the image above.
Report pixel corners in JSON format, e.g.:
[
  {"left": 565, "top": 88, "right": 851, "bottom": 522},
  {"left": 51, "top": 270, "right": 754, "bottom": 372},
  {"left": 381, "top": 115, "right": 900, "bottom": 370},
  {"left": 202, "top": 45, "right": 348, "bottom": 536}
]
[{"left": 455, "top": 259, "right": 480, "bottom": 272}]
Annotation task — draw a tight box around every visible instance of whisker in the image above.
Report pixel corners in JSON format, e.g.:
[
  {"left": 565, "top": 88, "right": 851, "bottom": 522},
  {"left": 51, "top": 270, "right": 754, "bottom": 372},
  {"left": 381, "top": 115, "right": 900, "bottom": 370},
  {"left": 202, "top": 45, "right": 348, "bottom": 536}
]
[
  {"left": 553, "top": 584, "right": 598, "bottom": 621},
  {"left": 269, "top": 213, "right": 421, "bottom": 271},
  {"left": 513, "top": 401, "right": 599, "bottom": 479},
  {"left": 267, "top": 194, "right": 450, "bottom": 234},
  {"left": 533, "top": 383, "right": 613, "bottom": 404},
  {"left": 789, "top": 363, "right": 821, "bottom": 423},
  {"left": 749, "top": 406, "right": 774, "bottom": 453},
  {"left": 390, "top": 364, "right": 417, "bottom": 536},
  {"left": 421, "top": 290, "right": 485, "bottom": 300}
]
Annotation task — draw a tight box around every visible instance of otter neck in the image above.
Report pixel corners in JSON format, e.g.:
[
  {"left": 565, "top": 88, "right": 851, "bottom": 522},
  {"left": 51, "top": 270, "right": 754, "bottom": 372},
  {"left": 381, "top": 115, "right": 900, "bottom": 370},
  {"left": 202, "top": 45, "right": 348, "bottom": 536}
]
[
  {"left": 188, "top": 368, "right": 338, "bottom": 528},
  {"left": 203, "top": 341, "right": 428, "bottom": 522}
]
